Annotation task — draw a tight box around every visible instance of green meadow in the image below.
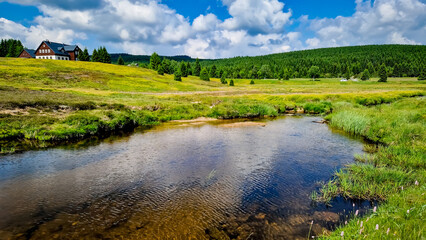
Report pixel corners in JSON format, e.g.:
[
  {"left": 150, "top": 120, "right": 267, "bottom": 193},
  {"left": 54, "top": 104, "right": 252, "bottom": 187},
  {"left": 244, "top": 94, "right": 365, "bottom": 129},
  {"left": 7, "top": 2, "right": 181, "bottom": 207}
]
[{"left": 0, "top": 57, "right": 425, "bottom": 239}]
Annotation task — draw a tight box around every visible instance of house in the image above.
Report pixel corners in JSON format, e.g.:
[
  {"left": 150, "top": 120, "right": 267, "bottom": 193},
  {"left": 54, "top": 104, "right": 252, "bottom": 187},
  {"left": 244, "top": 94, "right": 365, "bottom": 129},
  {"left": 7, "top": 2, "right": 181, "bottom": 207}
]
[
  {"left": 18, "top": 49, "right": 36, "bottom": 58},
  {"left": 32, "top": 40, "right": 80, "bottom": 61}
]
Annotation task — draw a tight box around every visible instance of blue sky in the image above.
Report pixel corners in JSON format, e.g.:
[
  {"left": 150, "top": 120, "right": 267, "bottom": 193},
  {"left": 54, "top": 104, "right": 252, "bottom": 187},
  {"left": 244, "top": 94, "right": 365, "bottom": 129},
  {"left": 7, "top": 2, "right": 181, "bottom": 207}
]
[{"left": 0, "top": 0, "right": 424, "bottom": 58}]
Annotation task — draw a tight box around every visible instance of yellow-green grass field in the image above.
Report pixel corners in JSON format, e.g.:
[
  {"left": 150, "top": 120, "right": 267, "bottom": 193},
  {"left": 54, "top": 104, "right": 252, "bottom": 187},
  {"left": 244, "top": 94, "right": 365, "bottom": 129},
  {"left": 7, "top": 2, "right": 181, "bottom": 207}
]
[{"left": 0, "top": 57, "right": 425, "bottom": 239}]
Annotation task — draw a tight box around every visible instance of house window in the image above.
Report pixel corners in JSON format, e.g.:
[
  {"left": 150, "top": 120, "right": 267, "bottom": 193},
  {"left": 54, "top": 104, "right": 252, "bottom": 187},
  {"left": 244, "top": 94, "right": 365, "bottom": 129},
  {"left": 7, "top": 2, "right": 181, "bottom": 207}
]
[
  {"left": 50, "top": 56, "right": 52, "bottom": 59},
  {"left": 48, "top": 49, "right": 50, "bottom": 53}
]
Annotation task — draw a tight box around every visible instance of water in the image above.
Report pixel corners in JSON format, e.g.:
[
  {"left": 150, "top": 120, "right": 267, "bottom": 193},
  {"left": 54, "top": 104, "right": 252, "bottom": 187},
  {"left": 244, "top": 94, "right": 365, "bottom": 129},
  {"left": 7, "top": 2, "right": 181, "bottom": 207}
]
[{"left": 0, "top": 117, "right": 369, "bottom": 239}]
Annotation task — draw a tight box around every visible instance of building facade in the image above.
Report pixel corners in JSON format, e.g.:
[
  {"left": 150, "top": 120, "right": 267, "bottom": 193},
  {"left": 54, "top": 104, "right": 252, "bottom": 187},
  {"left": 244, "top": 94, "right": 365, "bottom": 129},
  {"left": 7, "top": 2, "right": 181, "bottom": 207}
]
[{"left": 19, "top": 40, "right": 80, "bottom": 61}]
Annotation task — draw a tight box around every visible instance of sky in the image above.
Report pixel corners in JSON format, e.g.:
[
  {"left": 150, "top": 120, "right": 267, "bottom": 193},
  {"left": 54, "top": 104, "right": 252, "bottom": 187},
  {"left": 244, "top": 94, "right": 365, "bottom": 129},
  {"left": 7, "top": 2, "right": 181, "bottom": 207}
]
[{"left": 0, "top": 0, "right": 425, "bottom": 58}]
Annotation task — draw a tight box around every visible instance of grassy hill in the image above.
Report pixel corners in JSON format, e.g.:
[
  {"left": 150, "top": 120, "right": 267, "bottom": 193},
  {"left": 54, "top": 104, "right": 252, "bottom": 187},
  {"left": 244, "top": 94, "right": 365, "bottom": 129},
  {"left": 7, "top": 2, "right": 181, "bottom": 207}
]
[{"left": 0, "top": 57, "right": 424, "bottom": 239}]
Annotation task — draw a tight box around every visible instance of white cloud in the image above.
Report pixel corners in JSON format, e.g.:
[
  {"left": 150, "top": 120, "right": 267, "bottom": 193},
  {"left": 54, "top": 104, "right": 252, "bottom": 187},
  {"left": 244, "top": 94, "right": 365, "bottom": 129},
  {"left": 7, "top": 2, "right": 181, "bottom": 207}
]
[
  {"left": 193, "top": 14, "right": 219, "bottom": 32},
  {"left": 221, "top": 0, "right": 292, "bottom": 34},
  {"left": 308, "top": 0, "right": 425, "bottom": 48},
  {"left": 305, "top": 38, "right": 320, "bottom": 48},
  {"left": 0, "top": 17, "right": 84, "bottom": 47}
]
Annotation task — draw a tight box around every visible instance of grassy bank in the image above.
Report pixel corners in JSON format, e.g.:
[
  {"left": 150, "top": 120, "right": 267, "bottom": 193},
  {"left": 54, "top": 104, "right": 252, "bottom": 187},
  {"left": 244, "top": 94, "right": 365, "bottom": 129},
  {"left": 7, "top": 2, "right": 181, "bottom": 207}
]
[
  {"left": 1, "top": 58, "right": 425, "bottom": 238},
  {"left": 315, "top": 97, "right": 425, "bottom": 239}
]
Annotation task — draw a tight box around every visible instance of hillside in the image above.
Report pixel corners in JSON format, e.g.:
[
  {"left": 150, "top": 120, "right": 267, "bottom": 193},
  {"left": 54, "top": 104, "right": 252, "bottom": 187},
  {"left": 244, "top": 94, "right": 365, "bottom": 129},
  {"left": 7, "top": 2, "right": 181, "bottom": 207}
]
[
  {"left": 110, "top": 45, "right": 425, "bottom": 80},
  {"left": 200, "top": 45, "right": 426, "bottom": 78}
]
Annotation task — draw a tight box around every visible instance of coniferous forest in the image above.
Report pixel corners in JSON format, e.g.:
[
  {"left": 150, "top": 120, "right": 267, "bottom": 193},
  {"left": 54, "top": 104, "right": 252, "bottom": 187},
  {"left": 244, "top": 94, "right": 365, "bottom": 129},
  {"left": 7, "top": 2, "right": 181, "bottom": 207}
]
[
  {"left": 115, "top": 45, "right": 425, "bottom": 79},
  {"left": 199, "top": 45, "right": 426, "bottom": 79}
]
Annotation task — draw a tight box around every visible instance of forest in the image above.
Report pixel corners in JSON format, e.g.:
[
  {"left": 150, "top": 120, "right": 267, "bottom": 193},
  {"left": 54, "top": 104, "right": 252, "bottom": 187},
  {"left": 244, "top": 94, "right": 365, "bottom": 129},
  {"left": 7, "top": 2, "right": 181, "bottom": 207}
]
[
  {"left": 0, "top": 39, "right": 24, "bottom": 58},
  {"left": 139, "top": 45, "right": 426, "bottom": 80}
]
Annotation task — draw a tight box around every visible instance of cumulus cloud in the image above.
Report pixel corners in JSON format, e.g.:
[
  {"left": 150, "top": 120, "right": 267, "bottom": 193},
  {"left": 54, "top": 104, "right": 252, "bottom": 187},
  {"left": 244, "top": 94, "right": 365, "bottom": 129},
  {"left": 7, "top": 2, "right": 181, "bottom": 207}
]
[
  {"left": 221, "top": 0, "right": 292, "bottom": 34},
  {"left": 308, "top": 0, "right": 425, "bottom": 48}
]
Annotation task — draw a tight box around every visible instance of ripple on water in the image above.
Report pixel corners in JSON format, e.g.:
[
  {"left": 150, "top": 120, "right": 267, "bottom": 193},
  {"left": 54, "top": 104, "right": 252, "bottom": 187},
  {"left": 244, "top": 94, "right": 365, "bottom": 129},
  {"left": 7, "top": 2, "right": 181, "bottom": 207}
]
[{"left": 0, "top": 117, "right": 370, "bottom": 239}]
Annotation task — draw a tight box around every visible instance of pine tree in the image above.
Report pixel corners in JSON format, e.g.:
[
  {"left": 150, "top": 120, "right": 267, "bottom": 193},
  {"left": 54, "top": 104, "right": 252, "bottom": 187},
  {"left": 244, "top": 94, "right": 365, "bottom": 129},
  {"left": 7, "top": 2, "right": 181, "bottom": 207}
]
[
  {"left": 378, "top": 63, "right": 388, "bottom": 82},
  {"left": 186, "top": 62, "right": 192, "bottom": 75},
  {"left": 229, "top": 79, "right": 234, "bottom": 86},
  {"left": 78, "top": 48, "right": 90, "bottom": 61},
  {"left": 174, "top": 70, "right": 182, "bottom": 81},
  {"left": 200, "top": 68, "right": 209, "bottom": 81},
  {"left": 180, "top": 61, "right": 188, "bottom": 77},
  {"left": 250, "top": 79, "right": 255, "bottom": 84},
  {"left": 361, "top": 69, "right": 370, "bottom": 81},
  {"left": 150, "top": 52, "right": 161, "bottom": 70},
  {"left": 103, "top": 47, "right": 111, "bottom": 63},
  {"left": 210, "top": 65, "right": 217, "bottom": 78},
  {"left": 117, "top": 55, "right": 125, "bottom": 65},
  {"left": 220, "top": 74, "right": 227, "bottom": 84},
  {"left": 194, "top": 58, "right": 201, "bottom": 76},
  {"left": 158, "top": 64, "right": 165, "bottom": 75},
  {"left": 92, "top": 49, "right": 99, "bottom": 62}
]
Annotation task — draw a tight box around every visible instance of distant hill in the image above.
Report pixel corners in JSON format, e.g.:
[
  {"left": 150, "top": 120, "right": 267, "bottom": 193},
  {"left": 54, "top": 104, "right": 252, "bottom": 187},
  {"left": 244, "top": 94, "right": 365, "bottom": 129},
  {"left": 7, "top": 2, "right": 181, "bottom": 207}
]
[
  {"left": 110, "top": 45, "right": 425, "bottom": 78},
  {"left": 110, "top": 53, "right": 194, "bottom": 64},
  {"left": 199, "top": 44, "right": 425, "bottom": 78}
]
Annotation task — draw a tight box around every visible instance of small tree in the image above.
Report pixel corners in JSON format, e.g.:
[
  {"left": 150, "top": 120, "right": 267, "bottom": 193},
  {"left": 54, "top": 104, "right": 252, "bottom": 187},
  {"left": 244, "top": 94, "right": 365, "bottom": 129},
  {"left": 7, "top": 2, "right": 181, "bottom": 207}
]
[
  {"left": 194, "top": 58, "right": 201, "bottom": 76},
  {"left": 229, "top": 79, "right": 234, "bottom": 86},
  {"left": 250, "top": 79, "right": 255, "bottom": 84},
  {"left": 157, "top": 64, "right": 165, "bottom": 75},
  {"left": 117, "top": 55, "right": 125, "bottom": 65},
  {"left": 91, "top": 49, "right": 99, "bottom": 62},
  {"left": 308, "top": 66, "right": 320, "bottom": 81},
  {"left": 378, "top": 63, "right": 388, "bottom": 82},
  {"left": 220, "top": 74, "right": 227, "bottom": 84},
  {"left": 174, "top": 70, "right": 182, "bottom": 81},
  {"left": 418, "top": 66, "right": 425, "bottom": 80},
  {"left": 361, "top": 69, "right": 370, "bottom": 81},
  {"left": 149, "top": 52, "right": 161, "bottom": 70},
  {"left": 200, "top": 68, "right": 210, "bottom": 81},
  {"left": 79, "top": 48, "right": 90, "bottom": 61},
  {"left": 179, "top": 61, "right": 188, "bottom": 77}
]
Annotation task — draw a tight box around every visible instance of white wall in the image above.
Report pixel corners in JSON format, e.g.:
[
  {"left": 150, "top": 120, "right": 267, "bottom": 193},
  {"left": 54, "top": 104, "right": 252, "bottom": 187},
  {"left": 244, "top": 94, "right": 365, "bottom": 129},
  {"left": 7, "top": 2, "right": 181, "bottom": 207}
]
[{"left": 35, "top": 55, "right": 69, "bottom": 60}]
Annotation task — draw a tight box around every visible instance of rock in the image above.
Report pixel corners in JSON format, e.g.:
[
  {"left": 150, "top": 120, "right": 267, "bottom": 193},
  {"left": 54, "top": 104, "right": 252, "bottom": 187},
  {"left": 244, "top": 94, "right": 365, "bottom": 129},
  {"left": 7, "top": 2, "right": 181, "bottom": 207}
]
[{"left": 313, "top": 211, "right": 340, "bottom": 223}]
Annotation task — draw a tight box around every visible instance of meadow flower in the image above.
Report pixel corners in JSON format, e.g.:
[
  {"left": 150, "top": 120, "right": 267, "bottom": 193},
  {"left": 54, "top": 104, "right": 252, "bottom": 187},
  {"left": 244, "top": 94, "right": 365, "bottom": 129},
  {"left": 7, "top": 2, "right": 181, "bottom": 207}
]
[
  {"left": 415, "top": 180, "right": 419, "bottom": 185},
  {"left": 345, "top": 221, "right": 348, "bottom": 225},
  {"left": 373, "top": 206, "right": 377, "bottom": 212},
  {"left": 355, "top": 210, "right": 359, "bottom": 216},
  {"left": 353, "top": 203, "right": 355, "bottom": 207},
  {"left": 401, "top": 186, "right": 403, "bottom": 190},
  {"left": 407, "top": 209, "right": 410, "bottom": 214},
  {"left": 387, "top": 228, "right": 390, "bottom": 235},
  {"left": 360, "top": 228, "right": 363, "bottom": 234},
  {"left": 360, "top": 221, "right": 363, "bottom": 227},
  {"left": 375, "top": 224, "right": 379, "bottom": 230},
  {"left": 340, "top": 231, "right": 344, "bottom": 237}
]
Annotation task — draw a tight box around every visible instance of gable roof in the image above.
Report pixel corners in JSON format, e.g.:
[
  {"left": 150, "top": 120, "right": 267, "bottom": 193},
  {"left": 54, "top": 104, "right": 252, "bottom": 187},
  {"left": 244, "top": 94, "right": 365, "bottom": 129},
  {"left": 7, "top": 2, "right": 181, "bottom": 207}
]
[
  {"left": 35, "top": 41, "right": 72, "bottom": 56},
  {"left": 20, "top": 49, "right": 36, "bottom": 58}
]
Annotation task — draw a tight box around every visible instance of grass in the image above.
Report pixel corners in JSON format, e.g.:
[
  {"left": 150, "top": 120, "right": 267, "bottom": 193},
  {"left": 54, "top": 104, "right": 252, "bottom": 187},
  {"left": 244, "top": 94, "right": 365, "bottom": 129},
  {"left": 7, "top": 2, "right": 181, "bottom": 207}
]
[{"left": 0, "top": 58, "right": 425, "bottom": 239}]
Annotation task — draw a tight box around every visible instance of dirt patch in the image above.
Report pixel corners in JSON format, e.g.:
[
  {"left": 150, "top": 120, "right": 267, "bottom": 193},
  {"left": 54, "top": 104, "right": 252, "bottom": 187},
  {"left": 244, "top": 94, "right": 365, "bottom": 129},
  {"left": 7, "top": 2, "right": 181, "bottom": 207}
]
[
  {"left": 219, "top": 121, "right": 266, "bottom": 128},
  {"left": 170, "top": 117, "right": 218, "bottom": 123}
]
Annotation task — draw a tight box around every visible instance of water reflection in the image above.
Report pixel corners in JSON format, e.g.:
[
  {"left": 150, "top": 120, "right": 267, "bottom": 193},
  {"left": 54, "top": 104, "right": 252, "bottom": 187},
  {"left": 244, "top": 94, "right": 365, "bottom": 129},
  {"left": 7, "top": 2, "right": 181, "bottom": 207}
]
[{"left": 0, "top": 117, "right": 367, "bottom": 239}]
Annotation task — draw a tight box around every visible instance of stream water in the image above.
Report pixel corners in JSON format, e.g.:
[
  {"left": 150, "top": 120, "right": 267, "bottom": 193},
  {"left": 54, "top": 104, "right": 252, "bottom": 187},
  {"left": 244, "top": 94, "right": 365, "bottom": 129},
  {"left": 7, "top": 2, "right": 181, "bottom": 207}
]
[{"left": 0, "top": 116, "right": 371, "bottom": 239}]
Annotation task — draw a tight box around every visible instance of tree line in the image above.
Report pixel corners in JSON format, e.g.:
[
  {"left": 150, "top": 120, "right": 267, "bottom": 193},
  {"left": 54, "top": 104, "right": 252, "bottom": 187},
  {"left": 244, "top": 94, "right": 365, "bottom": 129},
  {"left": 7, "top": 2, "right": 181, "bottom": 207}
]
[
  {"left": 0, "top": 39, "right": 24, "bottom": 57},
  {"left": 146, "top": 45, "right": 425, "bottom": 81}
]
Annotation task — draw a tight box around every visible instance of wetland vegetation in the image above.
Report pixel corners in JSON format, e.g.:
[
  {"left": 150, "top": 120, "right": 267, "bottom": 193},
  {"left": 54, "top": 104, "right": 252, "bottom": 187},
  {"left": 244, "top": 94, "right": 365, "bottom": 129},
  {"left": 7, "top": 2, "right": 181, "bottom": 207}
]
[{"left": 0, "top": 48, "right": 425, "bottom": 239}]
